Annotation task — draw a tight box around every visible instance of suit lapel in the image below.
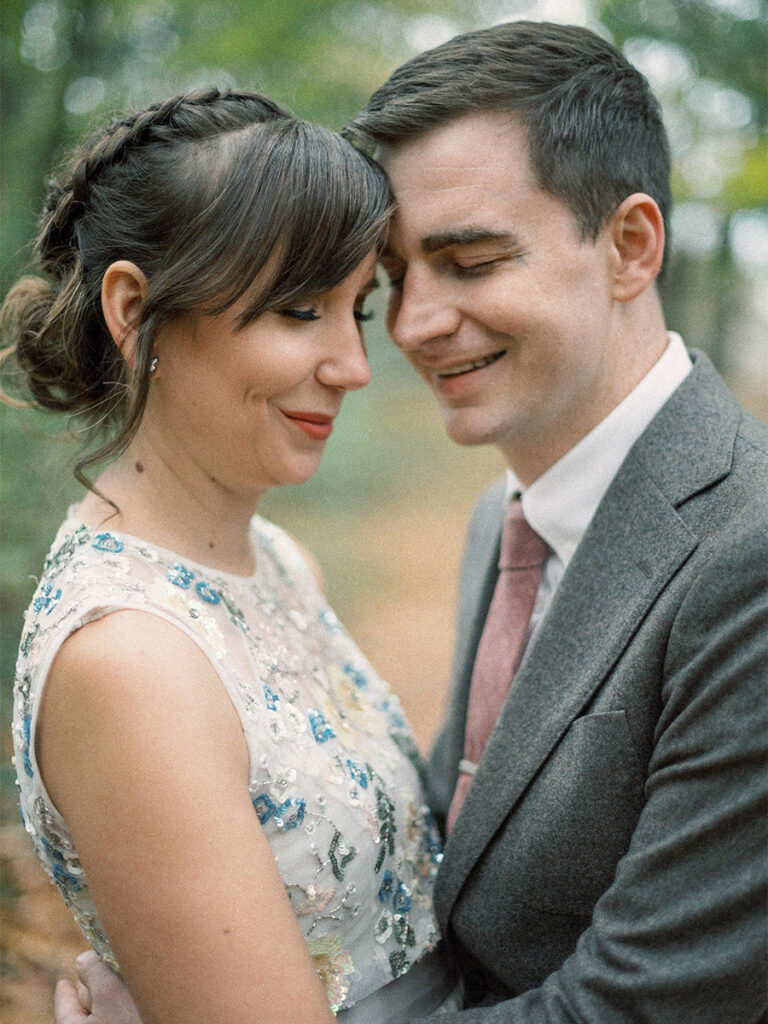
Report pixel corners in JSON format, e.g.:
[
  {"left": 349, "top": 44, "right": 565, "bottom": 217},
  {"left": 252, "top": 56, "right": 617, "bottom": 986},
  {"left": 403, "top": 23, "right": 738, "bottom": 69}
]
[{"left": 434, "top": 353, "right": 740, "bottom": 926}]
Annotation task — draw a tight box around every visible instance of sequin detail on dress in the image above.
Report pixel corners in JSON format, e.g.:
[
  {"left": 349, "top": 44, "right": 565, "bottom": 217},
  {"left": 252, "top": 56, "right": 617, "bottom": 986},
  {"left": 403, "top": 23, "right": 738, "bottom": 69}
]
[{"left": 12, "top": 515, "right": 442, "bottom": 1012}]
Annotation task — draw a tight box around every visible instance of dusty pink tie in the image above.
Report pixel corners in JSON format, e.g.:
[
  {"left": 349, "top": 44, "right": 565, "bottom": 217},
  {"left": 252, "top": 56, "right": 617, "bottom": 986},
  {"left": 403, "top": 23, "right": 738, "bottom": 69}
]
[{"left": 447, "top": 498, "right": 549, "bottom": 834}]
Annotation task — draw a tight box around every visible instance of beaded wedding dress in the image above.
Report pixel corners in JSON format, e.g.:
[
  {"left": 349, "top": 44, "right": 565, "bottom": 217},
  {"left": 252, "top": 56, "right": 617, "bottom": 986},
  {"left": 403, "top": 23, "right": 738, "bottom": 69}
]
[{"left": 13, "top": 513, "right": 461, "bottom": 1018}]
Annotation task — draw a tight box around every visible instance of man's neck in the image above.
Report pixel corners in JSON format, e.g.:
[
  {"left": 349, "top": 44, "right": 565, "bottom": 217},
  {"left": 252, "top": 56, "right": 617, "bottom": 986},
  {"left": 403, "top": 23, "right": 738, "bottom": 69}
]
[{"left": 504, "top": 309, "right": 669, "bottom": 486}]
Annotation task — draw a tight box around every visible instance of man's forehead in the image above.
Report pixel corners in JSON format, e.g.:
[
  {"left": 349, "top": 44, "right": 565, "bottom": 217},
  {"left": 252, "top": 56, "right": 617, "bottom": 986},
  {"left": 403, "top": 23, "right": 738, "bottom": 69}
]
[
  {"left": 380, "top": 114, "right": 536, "bottom": 245},
  {"left": 383, "top": 148, "right": 511, "bottom": 199}
]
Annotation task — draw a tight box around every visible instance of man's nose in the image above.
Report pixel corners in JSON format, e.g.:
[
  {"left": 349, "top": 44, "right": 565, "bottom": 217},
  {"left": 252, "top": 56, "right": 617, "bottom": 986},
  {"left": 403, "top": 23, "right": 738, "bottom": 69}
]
[{"left": 388, "top": 272, "right": 460, "bottom": 353}]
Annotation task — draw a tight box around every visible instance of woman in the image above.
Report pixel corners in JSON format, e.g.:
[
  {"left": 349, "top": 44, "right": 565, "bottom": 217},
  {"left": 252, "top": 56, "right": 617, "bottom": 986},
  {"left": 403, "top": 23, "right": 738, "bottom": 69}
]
[{"left": 4, "top": 89, "right": 460, "bottom": 1022}]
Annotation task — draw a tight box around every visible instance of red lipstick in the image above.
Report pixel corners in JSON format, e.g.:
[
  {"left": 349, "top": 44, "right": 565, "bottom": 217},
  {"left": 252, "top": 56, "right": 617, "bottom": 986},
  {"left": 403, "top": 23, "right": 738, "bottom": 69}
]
[{"left": 282, "top": 411, "right": 335, "bottom": 440}]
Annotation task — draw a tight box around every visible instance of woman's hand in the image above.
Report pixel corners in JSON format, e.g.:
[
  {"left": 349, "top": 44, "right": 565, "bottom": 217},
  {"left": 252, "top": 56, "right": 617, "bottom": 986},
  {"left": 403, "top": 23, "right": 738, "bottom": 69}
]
[{"left": 55, "top": 952, "right": 143, "bottom": 1024}]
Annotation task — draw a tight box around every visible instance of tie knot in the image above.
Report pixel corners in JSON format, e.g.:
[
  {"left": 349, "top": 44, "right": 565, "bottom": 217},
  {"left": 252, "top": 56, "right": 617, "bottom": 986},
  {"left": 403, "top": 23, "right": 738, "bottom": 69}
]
[{"left": 499, "top": 500, "right": 549, "bottom": 570}]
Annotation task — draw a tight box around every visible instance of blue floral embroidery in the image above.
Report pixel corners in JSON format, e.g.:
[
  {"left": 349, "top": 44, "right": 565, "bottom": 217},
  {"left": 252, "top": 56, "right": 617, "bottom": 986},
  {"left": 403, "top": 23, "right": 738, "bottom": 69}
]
[
  {"left": 346, "top": 759, "right": 368, "bottom": 789},
  {"left": 195, "top": 580, "right": 220, "bottom": 604},
  {"left": 33, "top": 582, "right": 62, "bottom": 616},
  {"left": 92, "top": 533, "right": 124, "bottom": 553},
  {"left": 393, "top": 882, "right": 412, "bottom": 914},
  {"left": 378, "top": 873, "right": 412, "bottom": 918},
  {"left": 318, "top": 608, "right": 342, "bottom": 634},
  {"left": 381, "top": 697, "right": 406, "bottom": 729},
  {"left": 51, "top": 859, "right": 83, "bottom": 895},
  {"left": 343, "top": 663, "right": 368, "bottom": 689},
  {"left": 308, "top": 709, "right": 336, "bottom": 743},
  {"left": 263, "top": 684, "right": 280, "bottom": 711},
  {"left": 252, "top": 794, "right": 306, "bottom": 830},
  {"left": 21, "top": 716, "right": 33, "bottom": 778},
  {"left": 43, "top": 525, "right": 89, "bottom": 577},
  {"left": 167, "top": 563, "right": 195, "bottom": 589},
  {"left": 41, "top": 837, "right": 83, "bottom": 895},
  {"left": 378, "top": 870, "right": 395, "bottom": 902},
  {"left": 422, "top": 814, "right": 444, "bottom": 866}
]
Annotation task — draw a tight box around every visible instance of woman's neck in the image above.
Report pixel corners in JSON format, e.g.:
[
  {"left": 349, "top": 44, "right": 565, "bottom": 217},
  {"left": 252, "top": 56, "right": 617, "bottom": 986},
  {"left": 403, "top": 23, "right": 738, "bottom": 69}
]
[{"left": 76, "top": 441, "right": 263, "bottom": 576}]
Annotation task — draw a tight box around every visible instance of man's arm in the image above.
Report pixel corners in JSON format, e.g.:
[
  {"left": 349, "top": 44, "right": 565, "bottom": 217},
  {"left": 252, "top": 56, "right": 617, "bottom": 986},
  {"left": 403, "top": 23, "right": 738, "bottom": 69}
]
[{"left": 414, "top": 515, "right": 768, "bottom": 1023}]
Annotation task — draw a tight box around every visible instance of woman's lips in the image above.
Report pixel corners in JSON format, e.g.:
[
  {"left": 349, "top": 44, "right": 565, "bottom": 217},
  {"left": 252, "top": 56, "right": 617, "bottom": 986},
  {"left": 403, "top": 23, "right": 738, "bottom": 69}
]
[{"left": 282, "top": 410, "right": 335, "bottom": 440}]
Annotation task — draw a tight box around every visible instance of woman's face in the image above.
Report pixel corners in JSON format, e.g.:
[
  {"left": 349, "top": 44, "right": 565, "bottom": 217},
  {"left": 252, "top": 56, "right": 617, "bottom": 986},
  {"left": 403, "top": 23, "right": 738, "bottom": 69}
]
[{"left": 145, "top": 250, "right": 378, "bottom": 504}]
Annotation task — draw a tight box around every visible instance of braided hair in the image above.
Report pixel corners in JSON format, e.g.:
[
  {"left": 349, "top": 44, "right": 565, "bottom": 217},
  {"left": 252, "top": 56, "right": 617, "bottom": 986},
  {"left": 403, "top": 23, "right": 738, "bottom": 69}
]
[{"left": 1, "top": 88, "right": 391, "bottom": 487}]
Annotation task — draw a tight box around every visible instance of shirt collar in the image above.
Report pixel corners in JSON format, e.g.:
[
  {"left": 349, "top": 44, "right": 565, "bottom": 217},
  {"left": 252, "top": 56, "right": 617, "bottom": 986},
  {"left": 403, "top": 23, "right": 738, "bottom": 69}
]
[{"left": 506, "top": 332, "right": 692, "bottom": 566}]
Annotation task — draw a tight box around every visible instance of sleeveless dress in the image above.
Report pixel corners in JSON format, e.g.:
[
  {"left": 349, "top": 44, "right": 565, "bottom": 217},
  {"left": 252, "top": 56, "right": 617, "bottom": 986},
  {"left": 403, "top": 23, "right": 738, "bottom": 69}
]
[{"left": 12, "top": 513, "right": 460, "bottom": 1018}]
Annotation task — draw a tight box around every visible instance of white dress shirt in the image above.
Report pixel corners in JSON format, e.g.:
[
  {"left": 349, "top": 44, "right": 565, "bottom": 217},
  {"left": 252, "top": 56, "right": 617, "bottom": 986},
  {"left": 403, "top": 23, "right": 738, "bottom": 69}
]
[{"left": 506, "top": 332, "right": 693, "bottom": 644}]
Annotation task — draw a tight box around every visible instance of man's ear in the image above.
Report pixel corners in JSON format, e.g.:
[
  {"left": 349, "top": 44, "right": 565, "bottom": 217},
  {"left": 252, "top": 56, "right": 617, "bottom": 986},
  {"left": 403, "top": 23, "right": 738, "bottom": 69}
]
[
  {"left": 609, "top": 193, "right": 665, "bottom": 302},
  {"left": 101, "top": 261, "right": 148, "bottom": 370}
]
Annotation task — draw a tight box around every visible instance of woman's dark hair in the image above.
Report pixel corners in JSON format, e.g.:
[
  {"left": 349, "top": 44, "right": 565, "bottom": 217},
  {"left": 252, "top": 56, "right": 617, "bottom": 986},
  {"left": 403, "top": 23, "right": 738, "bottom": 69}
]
[
  {"left": 345, "top": 21, "right": 671, "bottom": 278},
  {"left": 1, "top": 88, "right": 392, "bottom": 487}
]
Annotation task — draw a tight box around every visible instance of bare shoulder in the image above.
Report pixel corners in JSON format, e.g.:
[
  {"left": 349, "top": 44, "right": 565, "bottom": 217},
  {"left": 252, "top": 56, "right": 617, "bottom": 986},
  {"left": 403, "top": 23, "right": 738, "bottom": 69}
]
[
  {"left": 38, "top": 609, "right": 247, "bottom": 815},
  {"left": 44, "top": 609, "right": 239, "bottom": 729},
  {"left": 51, "top": 606, "right": 205, "bottom": 671},
  {"left": 50, "top": 607, "right": 210, "bottom": 675}
]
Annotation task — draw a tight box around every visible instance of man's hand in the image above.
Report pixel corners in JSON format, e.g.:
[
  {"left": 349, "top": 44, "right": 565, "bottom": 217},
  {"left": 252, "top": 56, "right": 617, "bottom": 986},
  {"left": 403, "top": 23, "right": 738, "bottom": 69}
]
[{"left": 54, "top": 952, "right": 143, "bottom": 1024}]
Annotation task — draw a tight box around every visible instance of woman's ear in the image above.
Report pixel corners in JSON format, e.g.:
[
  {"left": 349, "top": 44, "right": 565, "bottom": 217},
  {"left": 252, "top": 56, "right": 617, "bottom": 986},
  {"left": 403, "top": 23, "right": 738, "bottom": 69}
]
[
  {"left": 609, "top": 193, "right": 665, "bottom": 302},
  {"left": 101, "top": 261, "right": 148, "bottom": 370}
]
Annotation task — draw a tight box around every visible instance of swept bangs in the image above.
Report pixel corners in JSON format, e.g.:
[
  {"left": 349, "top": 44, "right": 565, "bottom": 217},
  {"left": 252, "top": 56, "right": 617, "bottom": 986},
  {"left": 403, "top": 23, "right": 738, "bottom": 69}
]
[{"left": 144, "top": 119, "right": 393, "bottom": 330}]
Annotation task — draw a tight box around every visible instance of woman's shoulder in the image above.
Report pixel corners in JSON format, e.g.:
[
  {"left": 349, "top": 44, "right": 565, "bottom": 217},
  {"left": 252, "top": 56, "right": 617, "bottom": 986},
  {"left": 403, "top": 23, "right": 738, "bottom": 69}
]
[
  {"left": 28, "top": 513, "right": 227, "bottom": 620},
  {"left": 33, "top": 513, "right": 162, "bottom": 597},
  {"left": 17, "top": 515, "right": 238, "bottom": 722},
  {"left": 19, "top": 516, "right": 136, "bottom": 653},
  {"left": 250, "top": 514, "right": 324, "bottom": 590}
]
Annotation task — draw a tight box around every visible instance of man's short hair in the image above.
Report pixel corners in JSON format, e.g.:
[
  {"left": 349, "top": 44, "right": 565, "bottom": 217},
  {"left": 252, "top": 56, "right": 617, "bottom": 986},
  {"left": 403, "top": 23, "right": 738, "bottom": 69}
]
[{"left": 346, "top": 21, "right": 672, "bottom": 278}]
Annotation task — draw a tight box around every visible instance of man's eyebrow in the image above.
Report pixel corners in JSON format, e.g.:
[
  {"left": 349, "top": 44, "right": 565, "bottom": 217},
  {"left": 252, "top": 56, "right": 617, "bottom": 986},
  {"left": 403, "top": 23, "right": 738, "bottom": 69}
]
[{"left": 421, "top": 228, "right": 518, "bottom": 255}]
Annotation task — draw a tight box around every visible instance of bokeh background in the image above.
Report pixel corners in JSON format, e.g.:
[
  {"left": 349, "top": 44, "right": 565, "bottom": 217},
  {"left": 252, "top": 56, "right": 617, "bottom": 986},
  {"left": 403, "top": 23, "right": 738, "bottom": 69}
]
[{"left": 1, "top": 0, "right": 766, "bottom": 1019}]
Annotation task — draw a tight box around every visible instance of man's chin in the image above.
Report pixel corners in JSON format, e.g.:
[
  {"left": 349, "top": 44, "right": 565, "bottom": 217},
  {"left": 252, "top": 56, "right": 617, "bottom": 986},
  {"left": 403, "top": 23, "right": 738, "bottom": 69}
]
[{"left": 442, "top": 412, "right": 503, "bottom": 450}]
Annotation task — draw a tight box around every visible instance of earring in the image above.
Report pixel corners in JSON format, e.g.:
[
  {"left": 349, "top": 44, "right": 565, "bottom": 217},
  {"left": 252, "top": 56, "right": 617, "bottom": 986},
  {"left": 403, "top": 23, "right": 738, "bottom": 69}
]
[{"left": 148, "top": 354, "right": 159, "bottom": 376}]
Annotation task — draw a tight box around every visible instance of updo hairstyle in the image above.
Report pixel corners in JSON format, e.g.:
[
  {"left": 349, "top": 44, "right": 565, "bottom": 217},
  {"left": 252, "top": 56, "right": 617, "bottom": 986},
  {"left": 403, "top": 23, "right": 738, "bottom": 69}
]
[{"left": 0, "top": 88, "right": 392, "bottom": 485}]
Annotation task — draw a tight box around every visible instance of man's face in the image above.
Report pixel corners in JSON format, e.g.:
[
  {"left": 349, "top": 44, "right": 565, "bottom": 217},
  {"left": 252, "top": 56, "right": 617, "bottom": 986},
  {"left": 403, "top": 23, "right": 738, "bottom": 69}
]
[{"left": 381, "top": 112, "right": 629, "bottom": 485}]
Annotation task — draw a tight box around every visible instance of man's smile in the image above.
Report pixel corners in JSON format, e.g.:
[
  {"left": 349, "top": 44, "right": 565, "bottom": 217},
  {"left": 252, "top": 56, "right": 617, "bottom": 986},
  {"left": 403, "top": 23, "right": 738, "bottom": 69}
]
[{"left": 434, "top": 351, "right": 507, "bottom": 378}]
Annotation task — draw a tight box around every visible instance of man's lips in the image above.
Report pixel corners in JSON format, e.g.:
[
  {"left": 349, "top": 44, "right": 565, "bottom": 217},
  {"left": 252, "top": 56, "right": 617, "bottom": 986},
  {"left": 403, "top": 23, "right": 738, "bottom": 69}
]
[
  {"left": 281, "top": 410, "right": 336, "bottom": 440},
  {"left": 434, "top": 351, "right": 506, "bottom": 378}
]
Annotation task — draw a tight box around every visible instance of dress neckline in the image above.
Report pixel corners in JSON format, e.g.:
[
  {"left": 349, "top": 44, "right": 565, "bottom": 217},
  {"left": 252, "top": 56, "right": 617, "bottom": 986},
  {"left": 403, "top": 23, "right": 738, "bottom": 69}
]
[{"left": 62, "top": 508, "right": 262, "bottom": 584}]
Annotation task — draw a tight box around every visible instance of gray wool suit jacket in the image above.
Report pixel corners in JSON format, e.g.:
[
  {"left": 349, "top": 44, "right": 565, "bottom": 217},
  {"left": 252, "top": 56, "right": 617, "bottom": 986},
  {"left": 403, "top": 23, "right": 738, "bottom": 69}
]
[{"left": 416, "top": 352, "right": 768, "bottom": 1023}]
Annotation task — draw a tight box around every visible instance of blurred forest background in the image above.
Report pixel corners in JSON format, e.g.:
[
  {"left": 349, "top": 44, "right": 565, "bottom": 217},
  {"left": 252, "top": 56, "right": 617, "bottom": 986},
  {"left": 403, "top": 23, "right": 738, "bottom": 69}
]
[{"left": 1, "top": 0, "right": 766, "bottom": 1019}]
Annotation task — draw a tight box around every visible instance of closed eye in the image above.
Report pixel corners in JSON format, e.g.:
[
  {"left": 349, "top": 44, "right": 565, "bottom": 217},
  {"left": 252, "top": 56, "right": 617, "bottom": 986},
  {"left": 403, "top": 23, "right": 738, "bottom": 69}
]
[
  {"left": 279, "top": 307, "right": 320, "bottom": 322},
  {"left": 354, "top": 309, "right": 375, "bottom": 322},
  {"left": 454, "top": 259, "right": 503, "bottom": 275},
  {"left": 451, "top": 249, "right": 527, "bottom": 276}
]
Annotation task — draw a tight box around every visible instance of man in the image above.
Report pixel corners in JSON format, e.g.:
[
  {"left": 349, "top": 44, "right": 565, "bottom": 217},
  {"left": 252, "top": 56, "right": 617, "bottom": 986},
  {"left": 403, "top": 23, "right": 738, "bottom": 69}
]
[
  {"left": 56, "top": 20, "right": 767, "bottom": 1024},
  {"left": 342, "top": 21, "right": 767, "bottom": 1023}
]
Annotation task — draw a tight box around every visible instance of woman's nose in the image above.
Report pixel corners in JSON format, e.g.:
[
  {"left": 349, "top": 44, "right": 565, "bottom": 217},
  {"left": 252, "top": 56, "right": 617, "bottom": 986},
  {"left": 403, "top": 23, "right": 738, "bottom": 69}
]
[{"left": 317, "top": 321, "right": 371, "bottom": 391}]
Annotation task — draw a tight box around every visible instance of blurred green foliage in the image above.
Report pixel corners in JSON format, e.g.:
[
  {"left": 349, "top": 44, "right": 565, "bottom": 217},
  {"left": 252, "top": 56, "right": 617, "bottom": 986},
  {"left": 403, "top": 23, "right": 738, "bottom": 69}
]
[{"left": 1, "top": 0, "right": 766, "bottom": 749}]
